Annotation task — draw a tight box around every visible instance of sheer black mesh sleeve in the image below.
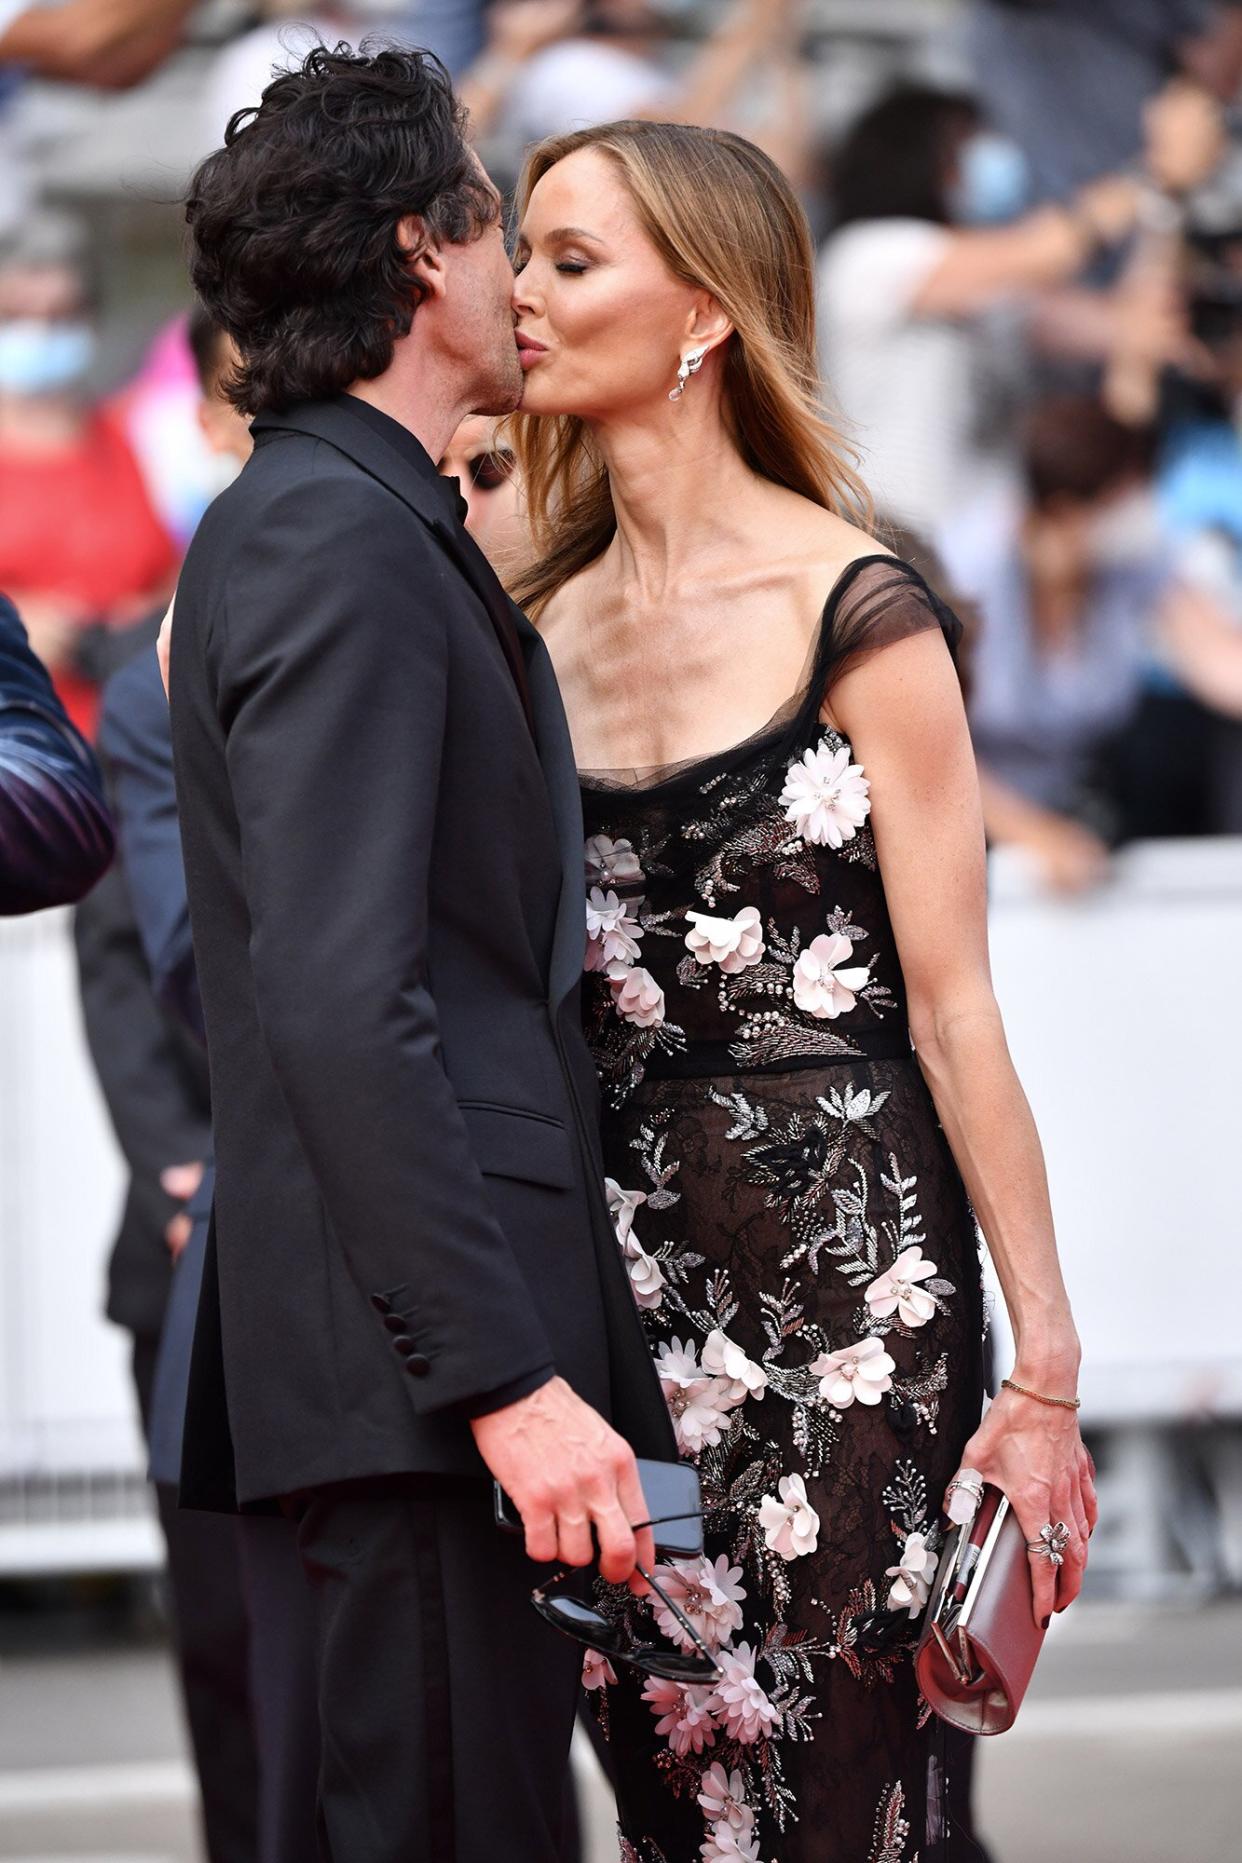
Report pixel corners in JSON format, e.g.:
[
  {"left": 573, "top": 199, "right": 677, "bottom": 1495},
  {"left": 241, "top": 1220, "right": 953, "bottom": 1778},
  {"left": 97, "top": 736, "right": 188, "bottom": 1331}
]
[{"left": 813, "top": 555, "right": 964, "bottom": 703}]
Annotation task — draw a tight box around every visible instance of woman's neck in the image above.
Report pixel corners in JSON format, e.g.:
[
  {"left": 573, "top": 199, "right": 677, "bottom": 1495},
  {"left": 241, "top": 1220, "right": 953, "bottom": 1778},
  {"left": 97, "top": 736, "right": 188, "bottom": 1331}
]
[{"left": 590, "top": 397, "right": 766, "bottom": 600}]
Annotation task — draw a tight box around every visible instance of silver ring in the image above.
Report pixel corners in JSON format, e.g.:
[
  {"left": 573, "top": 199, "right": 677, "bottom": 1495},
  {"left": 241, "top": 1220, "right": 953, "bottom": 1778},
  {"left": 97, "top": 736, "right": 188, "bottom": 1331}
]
[{"left": 1026, "top": 1520, "right": 1071, "bottom": 1567}]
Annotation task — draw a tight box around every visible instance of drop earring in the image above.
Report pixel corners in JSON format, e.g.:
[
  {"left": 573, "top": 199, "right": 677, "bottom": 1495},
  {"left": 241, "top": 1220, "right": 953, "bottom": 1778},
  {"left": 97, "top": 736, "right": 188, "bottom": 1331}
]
[{"left": 669, "top": 347, "right": 707, "bottom": 401}]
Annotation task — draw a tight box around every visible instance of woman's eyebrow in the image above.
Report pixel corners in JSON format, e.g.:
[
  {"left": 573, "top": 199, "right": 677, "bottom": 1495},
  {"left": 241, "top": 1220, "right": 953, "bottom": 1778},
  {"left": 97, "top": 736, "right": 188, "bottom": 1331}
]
[{"left": 544, "top": 225, "right": 603, "bottom": 245}]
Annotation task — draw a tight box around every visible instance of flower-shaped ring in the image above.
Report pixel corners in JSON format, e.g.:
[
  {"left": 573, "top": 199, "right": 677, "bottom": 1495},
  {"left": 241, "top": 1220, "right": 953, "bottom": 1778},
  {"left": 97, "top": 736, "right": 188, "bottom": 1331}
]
[{"left": 1026, "top": 1520, "right": 1071, "bottom": 1567}]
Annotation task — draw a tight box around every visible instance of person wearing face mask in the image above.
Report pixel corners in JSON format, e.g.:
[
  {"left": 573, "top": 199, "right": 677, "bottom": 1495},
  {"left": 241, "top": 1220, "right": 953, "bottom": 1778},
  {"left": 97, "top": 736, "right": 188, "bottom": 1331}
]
[
  {"left": 0, "top": 213, "right": 178, "bottom": 740},
  {"left": 941, "top": 394, "right": 1181, "bottom": 893},
  {"left": 815, "top": 83, "right": 1224, "bottom": 548}
]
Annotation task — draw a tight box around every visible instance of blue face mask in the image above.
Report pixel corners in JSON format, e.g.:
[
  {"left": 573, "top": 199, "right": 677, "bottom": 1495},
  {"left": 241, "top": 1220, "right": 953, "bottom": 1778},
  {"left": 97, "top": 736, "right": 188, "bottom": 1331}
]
[
  {"left": 0, "top": 319, "right": 96, "bottom": 396},
  {"left": 949, "top": 133, "right": 1031, "bottom": 226}
]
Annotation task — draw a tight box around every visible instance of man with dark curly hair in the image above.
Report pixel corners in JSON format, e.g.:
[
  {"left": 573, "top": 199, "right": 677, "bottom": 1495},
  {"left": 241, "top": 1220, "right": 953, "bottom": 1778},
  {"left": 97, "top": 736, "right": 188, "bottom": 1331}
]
[{"left": 169, "top": 44, "right": 675, "bottom": 1862}]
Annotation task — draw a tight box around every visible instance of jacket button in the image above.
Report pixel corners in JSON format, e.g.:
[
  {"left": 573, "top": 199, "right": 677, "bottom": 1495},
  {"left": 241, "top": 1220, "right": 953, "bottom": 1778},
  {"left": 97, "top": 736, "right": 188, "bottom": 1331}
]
[
  {"left": 404, "top": 1354, "right": 431, "bottom": 1378},
  {"left": 383, "top": 1314, "right": 407, "bottom": 1335},
  {"left": 393, "top": 1335, "right": 416, "bottom": 1356},
  {"left": 369, "top": 1293, "right": 391, "bottom": 1314}
]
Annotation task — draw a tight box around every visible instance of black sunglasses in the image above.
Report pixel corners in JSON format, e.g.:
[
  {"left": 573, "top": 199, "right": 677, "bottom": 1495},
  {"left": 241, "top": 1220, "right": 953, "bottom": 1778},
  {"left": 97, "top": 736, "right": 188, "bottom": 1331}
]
[
  {"left": 465, "top": 449, "right": 515, "bottom": 493},
  {"left": 530, "top": 1516, "right": 721, "bottom": 1684}
]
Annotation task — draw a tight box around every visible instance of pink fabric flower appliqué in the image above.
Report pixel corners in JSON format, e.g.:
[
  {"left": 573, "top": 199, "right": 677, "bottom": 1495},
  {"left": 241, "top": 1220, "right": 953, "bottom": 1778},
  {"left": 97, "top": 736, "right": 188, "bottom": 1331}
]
[
  {"left": 791, "top": 931, "right": 870, "bottom": 1020},
  {"left": 642, "top": 1675, "right": 718, "bottom": 1757},
  {"left": 581, "top": 1648, "right": 618, "bottom": 1689},
  {"left": 707, "top": 1642, "right": 779, "bottom": 1745},
  {"left": 684, "top": 906, "right": 765, "bottom": 975},
  {"left": 865, "top": 1245, "right": 939, "bottom": 1328},
  {"left": 650, "top": 1553, "right": 746, "bottom": 1653},
  {"left": 780, "top": 740, "right": 871, "bottom": 848},
  {"left": 810, "top": 1335, "right": 896, "bottom": 1408},
  {"left": 610, "top": 965, "right": 666, "bottom": 1029}
]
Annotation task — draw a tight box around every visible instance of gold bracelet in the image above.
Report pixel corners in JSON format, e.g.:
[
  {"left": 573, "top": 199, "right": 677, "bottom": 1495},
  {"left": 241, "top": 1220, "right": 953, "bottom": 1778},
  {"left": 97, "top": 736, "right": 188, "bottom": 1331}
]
[{"left": 1001, "top": 1376, "right": 1081, "bottom": 1411}]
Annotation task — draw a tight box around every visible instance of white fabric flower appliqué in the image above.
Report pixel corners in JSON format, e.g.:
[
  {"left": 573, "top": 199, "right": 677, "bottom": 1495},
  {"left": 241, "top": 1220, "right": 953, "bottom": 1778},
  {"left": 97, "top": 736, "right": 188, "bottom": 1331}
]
[
  {"left": 701, "top": 1328, "right": 767, "bottom": 1402},
  {"left": 585, "top": 887, "right": 643, "bottom": 973},
  {"left": 886, "top": 1529, "right": 940, "bottom": 1616},
  {"left": 610, "top": 965, "right": 665, "bottom": 1029},
  {"left": 604, "top": 1178, "right": 665, "bottom": 1311},
  {"left": 791, "top": 931, "right": 870, "bottom": 1019},
  {"left": 780, "top": 740, "right": 871, "bottom": 847},
  {"left": 684, "top": 906, "right": 765, "bottom": 975},
  {"left": 584, "top": 832, "right": 643, "bottom": 890},
  {"left": 865, "top": 1245, "right": 939, "bottom": 1328},
  {"left": 757, "top": 1472, "right": 821, "bottom": 1562},
  {"left": 810, "top": 1335, "right": 896, "bottom": 1408},
  {"left": 653, "top": 1338, "right": 735, "bottom": 1456}
]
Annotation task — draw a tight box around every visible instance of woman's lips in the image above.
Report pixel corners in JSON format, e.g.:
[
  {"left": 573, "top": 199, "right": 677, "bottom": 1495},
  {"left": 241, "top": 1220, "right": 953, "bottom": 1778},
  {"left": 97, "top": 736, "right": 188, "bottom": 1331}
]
[{"left": 516, "top": 333, "right": 548, "bottom": 370}]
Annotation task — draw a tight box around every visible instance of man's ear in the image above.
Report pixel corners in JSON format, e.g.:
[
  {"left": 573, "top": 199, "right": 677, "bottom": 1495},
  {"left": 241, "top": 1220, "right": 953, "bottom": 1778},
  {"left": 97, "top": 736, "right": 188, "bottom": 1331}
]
[{"left": 398, "top": 213, "right": 447, "bottom": 304}]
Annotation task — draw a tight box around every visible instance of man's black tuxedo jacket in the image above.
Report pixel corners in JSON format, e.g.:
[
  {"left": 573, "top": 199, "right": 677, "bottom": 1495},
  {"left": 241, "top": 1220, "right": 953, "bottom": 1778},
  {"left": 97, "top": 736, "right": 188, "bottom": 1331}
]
[{"left": 169, "top": 394, "right": 674, "bottom": 1508}]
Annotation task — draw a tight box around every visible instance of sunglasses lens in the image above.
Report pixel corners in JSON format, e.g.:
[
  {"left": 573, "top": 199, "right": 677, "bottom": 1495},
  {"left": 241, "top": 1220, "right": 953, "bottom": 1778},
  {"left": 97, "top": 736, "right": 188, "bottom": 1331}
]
[
  {"left": 634, "top": 1648, "right": 720, "bottom": 1682},
  {"left": 533, "top": 1594, "right": 622, "bottom": 1647},
  {"left": 470, "top": 451, "right": 513, "bottom": 492}
]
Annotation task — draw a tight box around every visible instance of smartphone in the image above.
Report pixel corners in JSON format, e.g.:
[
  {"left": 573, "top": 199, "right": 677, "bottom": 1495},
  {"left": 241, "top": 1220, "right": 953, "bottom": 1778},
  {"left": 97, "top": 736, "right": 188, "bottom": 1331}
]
[{"left": 493, "top": 1457, "right": 703, "bottom": 1558}]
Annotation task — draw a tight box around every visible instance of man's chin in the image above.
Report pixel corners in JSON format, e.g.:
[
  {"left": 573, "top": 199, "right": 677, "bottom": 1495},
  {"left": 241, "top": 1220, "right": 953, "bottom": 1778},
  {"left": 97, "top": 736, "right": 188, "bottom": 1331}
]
[{"left": 471, "top": 367, "right": 524, "bottom": 419}]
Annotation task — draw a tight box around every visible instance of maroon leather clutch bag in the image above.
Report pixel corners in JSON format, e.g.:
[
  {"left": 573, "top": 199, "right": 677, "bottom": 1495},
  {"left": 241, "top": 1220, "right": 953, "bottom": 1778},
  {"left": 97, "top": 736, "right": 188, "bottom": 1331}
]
[{"left": 913, "top": 1483, "right": 1046, "bottom": 1735}]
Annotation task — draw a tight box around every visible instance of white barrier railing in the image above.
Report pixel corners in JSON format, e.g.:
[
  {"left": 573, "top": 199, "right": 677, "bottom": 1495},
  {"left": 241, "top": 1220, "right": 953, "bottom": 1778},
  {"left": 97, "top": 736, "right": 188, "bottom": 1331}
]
[{"left": 0, "top": 836, "right": 1238, "bottom": 1572}]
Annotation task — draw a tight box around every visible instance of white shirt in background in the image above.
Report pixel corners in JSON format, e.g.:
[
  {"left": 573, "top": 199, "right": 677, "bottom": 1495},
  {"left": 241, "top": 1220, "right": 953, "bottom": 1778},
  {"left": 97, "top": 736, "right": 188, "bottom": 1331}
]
[{"left": 817, "top": 217, "right": 981, "bottom": 543}]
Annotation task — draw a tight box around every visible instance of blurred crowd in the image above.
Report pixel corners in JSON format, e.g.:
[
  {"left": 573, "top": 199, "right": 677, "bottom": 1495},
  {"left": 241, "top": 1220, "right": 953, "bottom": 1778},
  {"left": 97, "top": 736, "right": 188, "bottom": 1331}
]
[{"left": 5, "top": 1, "right": 1242, "bottom": 897}]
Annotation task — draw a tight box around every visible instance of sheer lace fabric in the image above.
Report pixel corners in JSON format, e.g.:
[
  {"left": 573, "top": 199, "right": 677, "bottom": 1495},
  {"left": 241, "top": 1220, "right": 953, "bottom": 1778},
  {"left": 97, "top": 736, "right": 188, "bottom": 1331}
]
[{"left": 579, "top": 558, "right": 985, "bottom": 1862}]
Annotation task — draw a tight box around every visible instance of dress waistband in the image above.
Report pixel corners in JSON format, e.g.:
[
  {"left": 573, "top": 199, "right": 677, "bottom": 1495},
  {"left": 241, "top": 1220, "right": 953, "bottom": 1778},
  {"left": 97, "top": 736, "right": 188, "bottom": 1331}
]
[{"left": 642, "top": 1024, "right": 914, "bottom": 1081}]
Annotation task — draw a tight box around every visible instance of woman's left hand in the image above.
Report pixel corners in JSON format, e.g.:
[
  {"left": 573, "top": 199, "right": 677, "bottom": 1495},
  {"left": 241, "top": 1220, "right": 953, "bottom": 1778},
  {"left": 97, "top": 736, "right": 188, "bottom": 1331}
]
[{"left": 947, "top": 1383, "right": 1098, "bottom": 1629}]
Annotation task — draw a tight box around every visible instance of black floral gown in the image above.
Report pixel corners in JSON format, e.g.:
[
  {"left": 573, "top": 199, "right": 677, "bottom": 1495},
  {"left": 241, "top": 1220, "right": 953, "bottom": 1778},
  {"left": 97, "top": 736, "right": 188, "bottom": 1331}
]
[{"left": 578, "top": 559, "right": 988, "bottom": 1863}]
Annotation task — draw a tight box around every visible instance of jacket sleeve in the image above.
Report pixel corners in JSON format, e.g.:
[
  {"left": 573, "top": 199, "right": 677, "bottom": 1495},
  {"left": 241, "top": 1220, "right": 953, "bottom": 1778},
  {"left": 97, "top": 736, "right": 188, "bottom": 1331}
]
[
  {"left": 98, "top": 651, "right": 204, "bottom": 1042},
  {"left": 192, "top": 475, "right": 555, "bottom": 1414},
  {"left": 0, "top": 595, "right": 115, "bottom": 914}
]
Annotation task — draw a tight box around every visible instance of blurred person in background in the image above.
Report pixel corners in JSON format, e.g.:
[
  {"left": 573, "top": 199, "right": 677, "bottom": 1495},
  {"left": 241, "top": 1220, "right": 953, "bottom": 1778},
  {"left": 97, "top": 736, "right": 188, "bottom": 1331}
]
[
  {"left": 438, "top": 412, "right": 525, "bottom": 563},
  {"left": 0, "top": 210, "right": 178, "bottom": 739},
  {"left": 815, "top": 83, "right": 1222, "bottom": 546},
  {"left": 967, "top": 0, "right": 1242, "bottom": 207},
  {"left": 0, "top": 0, "right": 199, "bottom": 236},
  {"left": 94, "top": 306, "right": 321, "bottom": 1863},
  {"left": 0, "top": 591, "right": 112, "bottom": 911},
  {"left": 73, "top": 779, "right": 259, "bottom": 1863},
  {"left": 945, "top": 394, "right": 1178, "bottom": 892},
  {"left": 471, "top": 0, "right": 806, "bottom": 179}
]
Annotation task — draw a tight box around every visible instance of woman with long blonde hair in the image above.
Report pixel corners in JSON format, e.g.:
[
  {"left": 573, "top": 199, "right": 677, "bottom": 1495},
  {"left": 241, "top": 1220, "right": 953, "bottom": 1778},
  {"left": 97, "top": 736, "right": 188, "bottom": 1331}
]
[{"left": 508, "top": 120, "right": 1094, "bottom": 1860}]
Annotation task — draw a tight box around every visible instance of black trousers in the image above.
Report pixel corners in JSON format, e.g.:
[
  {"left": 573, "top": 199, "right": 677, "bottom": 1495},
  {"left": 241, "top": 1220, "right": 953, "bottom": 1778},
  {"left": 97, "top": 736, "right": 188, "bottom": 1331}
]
[
  {"left": 133, "top": 1334, "right": 260, "bottom": 1863},
  {"left": 287, "top": 1473, "right": 582, "bottom": 1863},
  {"left": 237, "top": 1512, "right": 321, "bottom": 1863}
]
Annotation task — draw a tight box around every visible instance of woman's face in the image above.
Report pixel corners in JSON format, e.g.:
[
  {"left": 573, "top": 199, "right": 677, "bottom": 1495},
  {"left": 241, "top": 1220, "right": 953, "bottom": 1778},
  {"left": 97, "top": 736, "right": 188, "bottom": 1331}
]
[
  {"left": 512, "top": 146, "right": 704, "bottom": 421},
  {"left": 438, "top": 415, "right": 525, "bottom": 561}
]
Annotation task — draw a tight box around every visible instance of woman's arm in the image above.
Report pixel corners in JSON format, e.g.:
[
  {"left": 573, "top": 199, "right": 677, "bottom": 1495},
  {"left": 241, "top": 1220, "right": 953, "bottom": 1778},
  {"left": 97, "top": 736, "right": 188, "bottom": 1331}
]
[{"left": 827, "top": 627, "right": 1096, "bottom": 1622}]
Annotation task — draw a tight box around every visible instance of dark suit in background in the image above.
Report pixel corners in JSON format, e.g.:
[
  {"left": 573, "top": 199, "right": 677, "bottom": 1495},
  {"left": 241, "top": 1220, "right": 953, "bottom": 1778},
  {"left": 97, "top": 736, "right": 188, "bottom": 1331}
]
[
  {"left": 73, "top": 769, "right": 258, "bottom": 1863},
  {"left": 169, "top": 393, "right": 675, "bottom": 1861},
  {"left": 98, "top": 643, "right": 319, "bottom": 1863},
  {"left": 0, "top": 592, "right": 113, "bottom": 913}
]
